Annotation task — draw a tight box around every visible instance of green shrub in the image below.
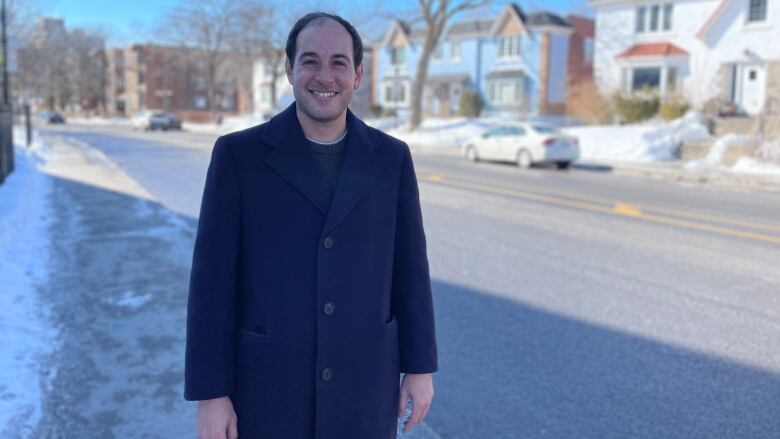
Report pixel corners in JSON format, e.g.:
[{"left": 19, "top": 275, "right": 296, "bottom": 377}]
[
  {"left": 659, "top": 99, "right": 690, "bottom": 120},
  {"left": 459, "top": 89, "right": 483, "bottom": 118},
  {"left": 612, "top": 91, "right": 659, "bottom": 123}
]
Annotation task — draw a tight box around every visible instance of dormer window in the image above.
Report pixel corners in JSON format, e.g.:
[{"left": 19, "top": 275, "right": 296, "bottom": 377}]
[
  {"left": 636, "top": 3, "right": 673, "bottom": 33},
  {"left": 497, "top": 34, "right": 521, "bottom": 58},
  {"left": 390, "top": 47, "right": 405, "bottom": 66}
]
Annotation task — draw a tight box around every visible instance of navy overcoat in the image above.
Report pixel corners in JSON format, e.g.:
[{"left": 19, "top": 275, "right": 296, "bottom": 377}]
[{"left": 184, "top": 103, "right": 438, "bottom": 438}]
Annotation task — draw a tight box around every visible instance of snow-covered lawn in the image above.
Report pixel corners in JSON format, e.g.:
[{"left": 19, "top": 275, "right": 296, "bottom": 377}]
[
  {"left": 372, "top": 112, "right": 780, "bottom": 177},
  {"left": 564, "top": 112, "right": 711, "bottom": 162},
  {"left": 0, "top": 129, "right": 57, "bottom": 436}
]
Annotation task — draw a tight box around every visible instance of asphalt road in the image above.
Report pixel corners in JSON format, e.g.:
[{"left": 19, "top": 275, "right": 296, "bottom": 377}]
[{"left": 38, "top": 123, "right": 780, "bottom": 438}]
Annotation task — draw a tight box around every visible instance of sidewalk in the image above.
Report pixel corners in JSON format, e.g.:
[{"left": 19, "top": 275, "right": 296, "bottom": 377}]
[
  {"left": 1, "top": 129, "right": 196, "bottom": 436},
  {"left": 0, "top": 130, "right": 440, "bottom": 438}
]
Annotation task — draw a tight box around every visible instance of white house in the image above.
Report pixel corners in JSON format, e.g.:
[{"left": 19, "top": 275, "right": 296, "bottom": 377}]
[
  {"left": 590, "top": 0, "right": 779, "bottom": 115},
  {"left": 252, "top": 58, "right": 293, "bottom": 118}
]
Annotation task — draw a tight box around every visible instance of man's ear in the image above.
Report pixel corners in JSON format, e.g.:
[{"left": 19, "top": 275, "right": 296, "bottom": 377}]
[
  {"left": 286, "top": 59, "right": 293, "bottom": 85},
  {"left": 354, "top": 63, "right": 364, "bottom": 90}
]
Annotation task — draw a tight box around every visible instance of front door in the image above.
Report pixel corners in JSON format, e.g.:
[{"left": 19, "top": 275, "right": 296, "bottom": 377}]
[{"left": 739, "top": 64, "right": 766, "bottom": 115}]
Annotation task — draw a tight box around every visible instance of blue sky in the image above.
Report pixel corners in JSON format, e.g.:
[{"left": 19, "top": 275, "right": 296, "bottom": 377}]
[{"left": 40, "top": 0, "right": 593, "bottom": 46}]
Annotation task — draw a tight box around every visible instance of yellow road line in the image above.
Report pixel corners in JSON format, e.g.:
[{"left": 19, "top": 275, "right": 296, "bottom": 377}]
[
  {"left": 420, "top": 173, "right": 780, "bottom": 245},
  {"left": 418, "top": 169, "right": 780, "bottom": 233}
]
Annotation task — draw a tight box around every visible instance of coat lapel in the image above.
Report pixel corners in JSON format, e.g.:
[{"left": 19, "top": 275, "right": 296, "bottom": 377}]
[
  {"left": 322, "top": 110, "right": 385, "bottom": 234},
  {"left": 262, "top": 103, "right": 386, "bottom": 231},
  {"left": 263, "top": 104, "right": 333, "bottom": 215}
]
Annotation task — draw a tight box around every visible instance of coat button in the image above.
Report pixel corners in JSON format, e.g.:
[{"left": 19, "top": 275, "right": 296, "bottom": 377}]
[
  {"left": 323, "top": 302, "right": 335, "bottom": 315},
  {"left": 323, "top": 236, "right": 334, "bottom": 249},
  {"left": 321, "top": 368, "right": 333, "bottom": 381}
]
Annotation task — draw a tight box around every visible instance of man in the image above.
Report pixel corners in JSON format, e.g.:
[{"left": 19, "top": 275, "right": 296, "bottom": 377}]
[{"left": 184, "top": 12, "right": 438, "bottom": 439}]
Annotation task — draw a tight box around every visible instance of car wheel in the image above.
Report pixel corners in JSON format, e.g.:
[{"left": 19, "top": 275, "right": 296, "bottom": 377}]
[
  {"left": 556, "top": 161, "right": 571, "bottom": 170},
  {"left": 516, "top": 149, "right": 532, "bottom": 169},
  {"left": 465, "top": 145, "right": 480, "bottom": 162}
]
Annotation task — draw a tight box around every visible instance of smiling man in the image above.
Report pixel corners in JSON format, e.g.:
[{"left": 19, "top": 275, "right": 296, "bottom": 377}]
[{"left": 184, "top": 12, "right": 438, "bottom": 439}]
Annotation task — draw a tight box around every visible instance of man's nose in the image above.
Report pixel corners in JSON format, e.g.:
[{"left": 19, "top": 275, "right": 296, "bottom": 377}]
[{"left": 315, "top": 66, "right": 336, "bottom": 84}]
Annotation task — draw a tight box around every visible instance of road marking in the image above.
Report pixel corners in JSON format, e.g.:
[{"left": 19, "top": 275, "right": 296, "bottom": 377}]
[
  {"left": 417, "top": 168, "right": 780, "bottom": 233},
  {"left": 614, "top": 203, "right": 642, "bottom": 217},
  {"left": 419, "top": 173, "right": 780, "bottom": 245},
  {"left": 427, "top": 174, "right": 444, "bottom": 182}
]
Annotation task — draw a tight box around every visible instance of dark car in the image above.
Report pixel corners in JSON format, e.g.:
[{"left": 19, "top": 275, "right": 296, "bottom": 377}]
[
  {"left": 37, "top": 111, "right": 66, "bottom": 124},
  {"left": 148, "top": 112, "right": 182, "bottom": 131}
]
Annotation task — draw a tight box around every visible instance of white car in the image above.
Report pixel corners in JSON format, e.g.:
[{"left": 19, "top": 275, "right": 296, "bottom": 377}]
[{"left": 463, "top": 123, "right": 580, "bottom": 169}]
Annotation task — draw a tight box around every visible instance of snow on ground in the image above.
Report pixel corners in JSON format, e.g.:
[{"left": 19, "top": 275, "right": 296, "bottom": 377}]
[
  {"left": 0, "top": 128, "right": 57, "bottom": 436},
  {"left": 183, "top": 113, "right": 268, "bottom": 134},
  {"left": 686, "top": 135, "right": 780, "bottom": 177},
  {"left": 376, "top": 116, "right": 515, "bottom": 154},
  {"left": 66, "top": 116, "right": 133, "bottom": 127},
  {"left": 564, "top": 112, "right": 711, "bottom": 162}
]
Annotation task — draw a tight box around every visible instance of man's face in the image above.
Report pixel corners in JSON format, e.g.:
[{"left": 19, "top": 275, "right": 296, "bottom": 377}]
[{"left": 286, "top": 19, "right": 363, "bottom": 125}]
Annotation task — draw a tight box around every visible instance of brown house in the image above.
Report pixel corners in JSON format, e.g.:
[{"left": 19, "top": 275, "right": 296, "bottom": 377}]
[
  {"left": 565, "top": 15, "right": 595, "bottom": 108},
  {"left": 107, "top": 44, "right": 249, "bottom": 122}
]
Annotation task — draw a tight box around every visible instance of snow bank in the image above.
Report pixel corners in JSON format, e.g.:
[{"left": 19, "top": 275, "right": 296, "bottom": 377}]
[
  {"left": 386, "top": 117, "right": 495, "bottom": 151},
  {"left": 564, "top": 112, "right": 711, "bottom": 162},
  {"left": 184, "top": 114, "right": 268, "bottom": 134},
  {"left": 0, "top": 129, "right": 57, "bottom": 436}
]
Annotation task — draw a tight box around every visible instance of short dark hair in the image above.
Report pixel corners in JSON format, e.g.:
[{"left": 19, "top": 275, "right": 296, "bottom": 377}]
[{"left": 286, "top": 12, "right": 363, "bottom": 71}]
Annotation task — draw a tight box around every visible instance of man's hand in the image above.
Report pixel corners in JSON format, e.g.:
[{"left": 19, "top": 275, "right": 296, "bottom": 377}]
[
  {"left": 398, "top": 373, "right": 434, "bottom": 433},
  {"left": 197, "top": 396, "right": 238, "bottom": 439}
]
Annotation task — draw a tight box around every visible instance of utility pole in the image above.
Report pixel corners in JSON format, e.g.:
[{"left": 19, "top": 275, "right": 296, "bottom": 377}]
[{"left": 1, "top": 0, "right": 8, "bottom": 106}]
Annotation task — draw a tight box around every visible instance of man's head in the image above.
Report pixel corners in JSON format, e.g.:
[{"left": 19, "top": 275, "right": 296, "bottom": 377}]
[{"left": 285, "top": 12, "right": 364, "bottom": 126}]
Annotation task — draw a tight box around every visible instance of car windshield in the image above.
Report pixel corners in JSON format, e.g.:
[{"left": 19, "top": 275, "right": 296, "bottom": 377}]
[{"left": 532, "top": 125, "right": 558, "bottom": 134}]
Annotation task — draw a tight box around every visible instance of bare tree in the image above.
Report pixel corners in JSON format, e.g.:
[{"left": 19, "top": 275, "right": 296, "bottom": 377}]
[
  {"left": 160, "top": 0, "right": 242, "bottom": 120},
  {"left": 410, "top": 0, "right": 491, "bottom": 130}
]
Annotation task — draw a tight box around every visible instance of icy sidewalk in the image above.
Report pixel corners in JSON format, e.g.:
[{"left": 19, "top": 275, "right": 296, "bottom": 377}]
[
  {"left": 1, "top": 129, "right": 197, "bottom": 436},
  {"left": 0, "top": 133, "right": 56, "bottom": 437}
]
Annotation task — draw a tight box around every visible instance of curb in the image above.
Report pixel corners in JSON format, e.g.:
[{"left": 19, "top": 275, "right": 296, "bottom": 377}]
[{"left": 408, "top": 143, "right": 780, "bottom": 193}]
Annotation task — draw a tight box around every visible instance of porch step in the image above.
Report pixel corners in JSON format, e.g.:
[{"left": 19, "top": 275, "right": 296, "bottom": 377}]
[{"left": 713, "top": 116, "right": 758, "bottom": 137}]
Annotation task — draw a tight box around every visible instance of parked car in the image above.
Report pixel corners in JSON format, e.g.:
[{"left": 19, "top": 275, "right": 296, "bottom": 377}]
[
  {"left": 132, "top": 111, "right": 182, "bottom": 131},
  {"left": 463, "top": 123, "right": 579, "bottom": 169},
  {"left": 36, "top": 110, "right": 66, "bottom": 124}
]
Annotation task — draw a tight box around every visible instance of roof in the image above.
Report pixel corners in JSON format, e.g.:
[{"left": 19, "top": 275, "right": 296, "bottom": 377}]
[
  {"left": 696, "top": 0, "right": 730, "bottom": 39},
  {"left": 485, "top": 69, "right": 525, "bottom": 79},
  {"left": 378, "top": 3, "right": 569, "bottom": 46},
  {"left": 425, "top": 73, "right": 471, "bottom": 84},
  {"left": 616, "top": 42, "right": 689, "bottom": 58},
  {"left": 526, "top": 12, "right": 571, "bottom": 27}
]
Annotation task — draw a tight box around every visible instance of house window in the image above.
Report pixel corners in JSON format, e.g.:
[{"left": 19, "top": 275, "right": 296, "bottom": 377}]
[
  {"left": 498, "top": 35, "right": 521, "bottom": 58},
  {"left": 194, "top": 96, "right": 207, "bottom": 109},
  {"left": 433, "top": 44, "right": 443, "bottom": 61},
  {"left": 451, "top": 40, "right": 461, "bottom": 60},
  {"left": 384, "top": 83, "right": 406, "bottom": 104},
  {"left": 649, "top": 5, "right": 660, "bottom": 31},
  {"left": 390, "top": 47, "right": 405, "bottom": 66},
  {"left": 632, "top": 67, "right": 661, "bottom": 90},
  {"left": 636, "top": 3, "right": 673, "bottom": 33},
  {"left": 748, "top": 0, "right": 767, "bottom": 22},
  {"left": 636, "top": 6, "right": 647, "bottom": 32},
  {"left": 663, "top": 4, "right": 674, "bottom": 30},
  {"left": 259, "top": 87, "right": 269, "bottom": 103},
  {"left": 583, "top": 37, "right": 594, "bottom": 65},
  {"left": 487, "top": 79, "right": 522, "bottom": 105}
]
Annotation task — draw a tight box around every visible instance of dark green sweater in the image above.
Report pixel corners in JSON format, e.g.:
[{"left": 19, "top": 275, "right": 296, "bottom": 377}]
[{"left": 306, "top": 132, "right": 348, "bottom": 206}]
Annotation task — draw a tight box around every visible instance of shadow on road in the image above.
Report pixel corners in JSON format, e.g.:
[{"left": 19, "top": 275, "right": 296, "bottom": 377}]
[{"left": 428, "top": 279, "right": 780, "bottom": 438}]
